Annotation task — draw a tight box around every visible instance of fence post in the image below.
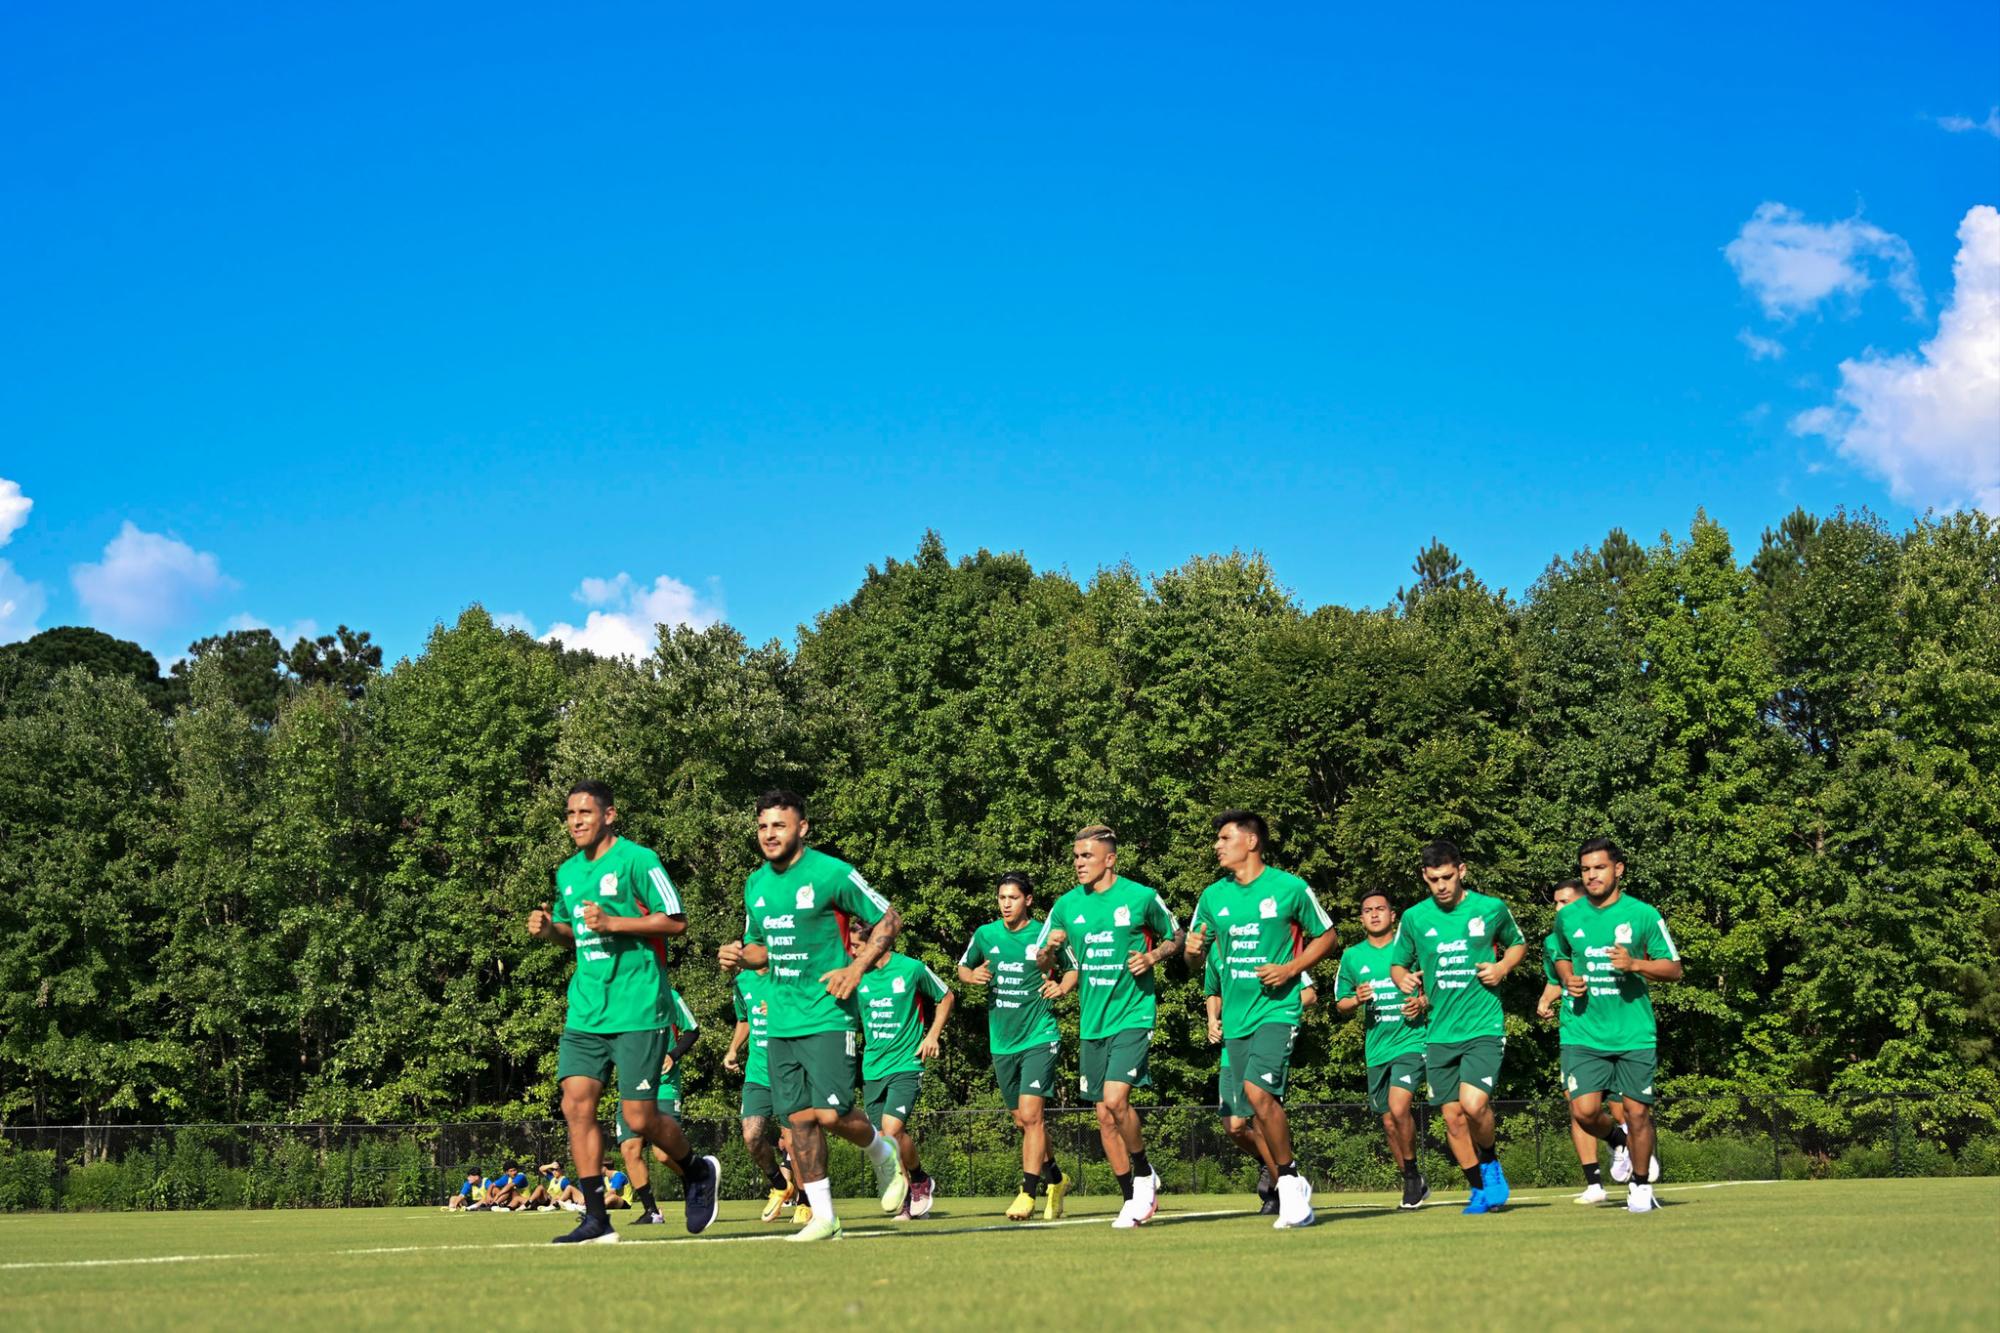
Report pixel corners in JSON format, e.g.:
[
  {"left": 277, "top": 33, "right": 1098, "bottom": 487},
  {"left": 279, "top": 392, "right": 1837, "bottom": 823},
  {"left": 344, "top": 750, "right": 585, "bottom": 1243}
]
[
  {"left": 1891, "top": 1099, "right": 1903, "bottom": 1177},
  {"left": 1769, "top": 1104, "right": 1782, "bottom": 1180}
]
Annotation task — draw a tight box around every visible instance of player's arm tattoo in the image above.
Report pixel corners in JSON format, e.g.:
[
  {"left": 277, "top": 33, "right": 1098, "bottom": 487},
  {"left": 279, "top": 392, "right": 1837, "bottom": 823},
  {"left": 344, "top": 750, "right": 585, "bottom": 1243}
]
[
  {"left": 1152, "top": 927, "right": 1185, "bottom": 966},
  {"left": 853, "top": 906, "right": 902, "bottom": 969}
]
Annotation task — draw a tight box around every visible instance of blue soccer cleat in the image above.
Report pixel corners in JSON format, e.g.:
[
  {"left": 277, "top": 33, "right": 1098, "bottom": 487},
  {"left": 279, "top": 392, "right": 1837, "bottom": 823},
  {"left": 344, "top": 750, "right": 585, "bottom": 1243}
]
[
  {"left": 1462, "top": 1187, "right": 1494, "bottom": 1215},
  {"left": 1480, "top": 1159, "right": 1511, "bottom": 1208}
]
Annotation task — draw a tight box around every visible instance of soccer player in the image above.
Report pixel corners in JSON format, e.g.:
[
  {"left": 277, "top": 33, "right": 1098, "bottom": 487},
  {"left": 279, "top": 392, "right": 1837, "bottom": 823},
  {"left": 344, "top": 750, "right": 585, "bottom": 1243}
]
[
  {"left": 1035, "top": 824, "right": 1183, "bottom": 1229},
  {"left": 526, "top": 780, "right": 721, "bottom": 1244},
  {"left": 1335, "top": 890, "right": 1432, "bottom": 1210},
  {"left": 959, "top": 872, "right": 1078, "bottom": 1222},
  {"left": 1553, "top": 837, "right": 1683, "bottom": 1214},
  {"left": 613, "top": 986, "right": 701, "bottom": 1225},
  {"left": 1388, "top": 839, "right": 1525, "bottom": 1215},
  {"left": 724, "top": 960, "right": 802, "bottom": 1222},
  {"left": 716, "top": 789, "right": 911, "bottom": 1243},
  {"left": 850, "top": 918, "right": 956, "bottom": 1218},
  {"left": 1182, "top": 811, "right": 1337, "bottom": 1229},
  {"left": 1537, "top": 878, "right": 1627, "bottom": 1204}
]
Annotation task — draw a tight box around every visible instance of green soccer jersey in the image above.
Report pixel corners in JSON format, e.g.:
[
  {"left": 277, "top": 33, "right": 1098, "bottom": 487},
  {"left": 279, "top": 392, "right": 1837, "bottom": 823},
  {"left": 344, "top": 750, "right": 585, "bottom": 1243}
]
[
  {"left": 553, "top": 837, "right": 683, "bottom": 1034},
  {"left": 1037, "top": 877, "right": 1180, "bottom": 1040},
  {"left": 1190, "top": 867, "right": 1333, "bottom": 1039},
  {"left": 1388, "top": 889, "right": 1524, "bottom": 1044},
  {"left": 1552, "top": 892, "right": 1679, "bottom": 1052},
  {"left": 742, "top": 847, "right": 891, "bottom": 1039},
  {"left": 659, "top": 987, "right": 698, "bottom": 1100},
  {"left": 1335, "top": 937, "right": 1429, "bottom": 1066},
  {"left": 959, "top": 919, "right": 1074, "bottom": 1055},
  {"left": 1543, "top": 933, "right": 1582, "bottom": 1030},
  {"left": 855, "top": 952, "right": 952, "bottom": 1080},
  {"left": 731, "top": 969, "right": 774, "bottom": 1086}
]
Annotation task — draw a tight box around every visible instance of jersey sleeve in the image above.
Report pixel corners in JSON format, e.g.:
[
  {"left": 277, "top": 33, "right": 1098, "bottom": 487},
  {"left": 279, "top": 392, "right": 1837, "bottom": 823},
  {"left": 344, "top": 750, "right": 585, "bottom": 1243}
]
[
  {"left": 1190, "top": 889, "right": 1215, "bottom": 937},
  {"left": 743, "top": 904, "right": 763, "bottom": 945},
  {"left": 1035, "top": 893, "right": 1073, "bottom": 947},
  {"left": 670, "top": 988, "right": 699, "bottom": 1034},
  {"left": 1389, "top": 922, "right": 1416, "bottom": 968},
  {"left": 1542, "top": 934, "right": 1561, "bottom": 982},
  {"left": 1058, "top": 941, "right": 1080, "bottom": 973},
  {"left": 1492, "top": 900, "right": 1525, "bottom": 948},
  {"left": 1145, "top": 891, "right": 1180, "bottom": 939},
  {"left": 1333, "top": 952, "right": 1358, "bottom": 1000},
  {"left": 1552, "top": 908, "right": 1574, "bottom": 961},
  {"left": 920, "top": 963, "right": 951, "bottom": 1001},
  {"left": 1202, "top": 949, "right": 1223, "bottom": 997},
  {"left": 1292, "top": 880, "right": 1334, "bottom": 934},
  {"left": 830, "top": 860, "right": 890, "bottom": 927},
  {"left": 959, "top": 929, "right": 987, "bottom": 968},
  {"left": 634, "top": 848, "right": 683, "bottom": 915},
  {"left": 1641, "top": 907, "right": 1680, "bottom": 961},
  {"left": 731, "top": 982, "right": 749, "bottom": 1024}
]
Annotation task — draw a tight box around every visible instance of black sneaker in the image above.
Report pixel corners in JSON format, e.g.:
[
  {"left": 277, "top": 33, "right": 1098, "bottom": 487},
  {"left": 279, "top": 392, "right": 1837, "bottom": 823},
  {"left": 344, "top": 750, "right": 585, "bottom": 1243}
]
[
  {"left": 1257, "top": 1188, "right": 1280, "bottom": 1215},
  {"left": 1399, "top": 1174, "right": 1430, "bottom": 1211},
  {"left": 552, "top": 1214, "right": 619, "bottom": 1244},
  {"left": 633, "top": 1209, "right": 668, "bottom": 1225},
  {"left": 683, "top": 1155, "right": 721, "bottom": 1235},
  {"left": 1254, "top": 1165, "right": 1274, "bottom": 1197}
]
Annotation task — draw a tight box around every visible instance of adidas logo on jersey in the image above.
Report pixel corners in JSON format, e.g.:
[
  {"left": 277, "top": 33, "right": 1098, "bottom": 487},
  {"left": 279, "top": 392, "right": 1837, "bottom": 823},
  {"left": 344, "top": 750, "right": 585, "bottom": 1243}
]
[
  {"left": 1425, "top": 928, "right": 1439, "bottom": 937},
  {"left": 1218, "top": 907, "right": 1231, "bottom": 917},
  {"left": 895, "top": 1105, "right": 907, "bottom": 1114},
  {"left": 1073, "top": 915, "right": 1086, "bottom": 925},
  {"left": 754, "top": 896, "right": 766, "bottom": 908},
  {"left": 1574, "top": 928, "right": 1585, "bottom": 938}
]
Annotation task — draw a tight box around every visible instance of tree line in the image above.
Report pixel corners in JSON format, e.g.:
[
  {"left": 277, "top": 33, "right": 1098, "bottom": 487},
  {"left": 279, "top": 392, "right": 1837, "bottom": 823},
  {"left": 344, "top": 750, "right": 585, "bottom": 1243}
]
[{"left": 1, "top": 510, "right": 1994, "bottom": 1134}]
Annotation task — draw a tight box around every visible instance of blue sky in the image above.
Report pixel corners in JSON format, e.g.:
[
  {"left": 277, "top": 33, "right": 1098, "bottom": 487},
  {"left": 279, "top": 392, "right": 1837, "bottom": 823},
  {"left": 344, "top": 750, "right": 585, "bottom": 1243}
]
[{"left": 3, "top": 3, "right": 1995, "bottom": 662}]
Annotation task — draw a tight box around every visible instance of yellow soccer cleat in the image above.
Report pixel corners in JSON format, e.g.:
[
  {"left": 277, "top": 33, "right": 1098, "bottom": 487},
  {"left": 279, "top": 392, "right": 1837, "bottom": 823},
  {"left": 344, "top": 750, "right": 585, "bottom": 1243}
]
[
  {"left": 787, "top": 1211, "right": 843, "bottom": 1243},
  {"left": 761, "top": 1185, "right": 792, "bottom": 1223},
  {"left": 1005, "top": 1189, "right": 1037, "bottom": 1221},
  {"left": 791, "top": 1203, "right": 813, "bottom": 1226},
  {"left": 1043, "top": 1173, "right": 1068, "bottom": 1221}
]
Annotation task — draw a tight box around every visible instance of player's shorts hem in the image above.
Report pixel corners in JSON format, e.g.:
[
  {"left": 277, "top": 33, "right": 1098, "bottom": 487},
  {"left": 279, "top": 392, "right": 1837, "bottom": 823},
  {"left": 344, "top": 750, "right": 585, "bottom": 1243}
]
[
  {"left": 557, "top": 1027, "right": 671, "bottom": 1101},
  {"left": 994, "top": 1042, "right": 1060, "bottom": 1110},
  {"left": 1423, "top": 1035, "right": 1505, "bottom": 1102},
  {"left": 862, "top": 1070, "right": 924, "bottom": 1124},
  {"left": 1562, "top": 1046, "right": 1657, "bottom": 1104},
  {"left": 768, "top": 1031, "right": 858, "bottom": 1118},
  {"left": 1078, "top": 1028, "right": 1152, "bottom": 1102},
  {"left": 1366, "top": 1052, "right": 1428, "bottom": 1115}
]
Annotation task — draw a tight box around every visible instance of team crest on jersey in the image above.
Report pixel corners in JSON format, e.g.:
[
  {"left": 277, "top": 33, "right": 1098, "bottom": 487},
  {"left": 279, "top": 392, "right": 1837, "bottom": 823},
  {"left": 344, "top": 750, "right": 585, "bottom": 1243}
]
[
  {"left": 1113, "top": 906, "right": 1131, "bottom": 927},
  {"left": 796, "top": 886, "right": 815, "bottom": 909},
  {"left": 599, "top": 873, "right": 618, "bottom": 894},
  {"left": 1468, "top": 916, "right": 1485, "bottom": 936},
  {"left": 1259, "top": 897, "right": 1277, "bottom": 919},
  {"left": 1614, "top": 923, "right": 1633, "bottom": 944},
  {"left": 1025, "top": 945, "right": 1040, "bottom": 961},
  {"left": 891, "top": 977, "right": 906, "bottom": 994}
]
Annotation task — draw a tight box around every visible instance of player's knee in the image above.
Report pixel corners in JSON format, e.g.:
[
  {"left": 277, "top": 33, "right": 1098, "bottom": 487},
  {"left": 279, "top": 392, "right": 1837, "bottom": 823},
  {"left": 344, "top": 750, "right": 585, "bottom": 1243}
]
[
  {"left": 1624, "top": 1102, "right": 1654, "bottom": 1126},
  {"left": 742, "top": 1117, "right": 768, "bottom": 1148}
]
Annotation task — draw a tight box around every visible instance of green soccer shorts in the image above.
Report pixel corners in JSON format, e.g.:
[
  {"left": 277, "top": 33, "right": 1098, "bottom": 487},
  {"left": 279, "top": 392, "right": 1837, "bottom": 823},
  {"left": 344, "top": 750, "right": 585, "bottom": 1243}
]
[
  {"left": 1217, "top": 1046, "right": 1250, "bottom": 1120},
  {"left": 1079, "top": 1028, "right": 1153, "bottom": 1103},
  {"left": 1425, "top": 1036, "right": 1505, "bottom": 1102},
  {"left": 613, "top": 1096, "right": 682, "bottom": 1145},
  {"left": 863, "top": 1070, "right": 923, "bottom": 1126},
  {"left": 1368, "top": 1053, "right": 1428, "bottom": 1115},
  {"left": 1224, "top": 1023, "right": 1298, "bottom": 1105},
  {"left": 740, "top": 1080, "right": 774, "bottom": 1122},
  {"left": 557, "top": 1027, "right": 670, "bottom": 1102},
  {"left": 768, "top": 1031, "right": 858, "bottom": 1119},
  {"left": 993, "top": 1040, "right": 1060, "bottom": 1110},
  {"left": 1563, "top": 1046, "right": 1657, "bottom": 1105}
]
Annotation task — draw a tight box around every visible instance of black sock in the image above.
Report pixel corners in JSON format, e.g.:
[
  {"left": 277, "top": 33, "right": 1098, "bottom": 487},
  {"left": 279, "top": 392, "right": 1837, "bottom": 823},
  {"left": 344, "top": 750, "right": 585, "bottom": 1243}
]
[
  {"left": 1462, "top": 1165, "right": 1484, "bottom": 1190},
  {"left": 1115, "top": 1170, "right": 1135, "bottom": 1202},
  {"left": 1583, "top": 1162, "right": 1602, "bottom": 1185},
  {"left": 1476, "top": 1143, "right": 1498, "bottom": 1165},
  {"left": 580, "top": 1175, "right": 608, "bottom": 1222},
  {"left": 910, "top": 1167, "right": 929, "bottom": 1185},
  {"left": 1130, "top": 1150, "right": 1151, "bottom": 1177},
  {"left": 1024, "top": 1170, "right": 1041, "bottom": 1196},
  {"left": 1633, "top": 1169, "right": 1651, "bottom": 1185},
  {"left": 765, "top": 1164, "right": 788, "bottom": 1191},
  {"left": 1607, "top": 1124, "right": 1628, "bottom": 1149},
  {"left": 1042, "top": 1157, "right": 1064, "bottom": 1186},
  {"left": 1404, "top": 1159, "right": 1423, "bottom": 1180},
  {"left": 634, "top": 1183, "right": 658, "bottom": 1214},
  {"left": 1276, "top": 1161, "right": 1299, "bottom": 1178},
  {"left": 670, "top": 1147, "right": 693, "bottom": 1172}
]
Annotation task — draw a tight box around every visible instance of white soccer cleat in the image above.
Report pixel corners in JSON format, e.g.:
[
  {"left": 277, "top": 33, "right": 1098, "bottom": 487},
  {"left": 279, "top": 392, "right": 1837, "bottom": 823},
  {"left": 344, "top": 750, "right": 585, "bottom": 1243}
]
[
  {"left": 1574, "top": 1183, "right": 1609, "bottom": 1205},
  {"left": 1649, "top": 1153, "right": 1662, "bottom": 1181},
  {"left": 1610, "top": 1144, "right": 1633, "bottom": 1183},
  {"left": 1272, "top": 1174, "right": 1316, "bottom": 1229},
  {"left": 874, "top": 1153, "right": 909, "bottom": 1215},
  {"left": 1627, "top": 1182, "right": 1660, "bottom": 1213},
  {"left": 1111, "top": 1197, "right": 1147, "bottom": 1229},
  {"left": 1131, "top": 1171, "right": 1159, "bottom": 1224}
]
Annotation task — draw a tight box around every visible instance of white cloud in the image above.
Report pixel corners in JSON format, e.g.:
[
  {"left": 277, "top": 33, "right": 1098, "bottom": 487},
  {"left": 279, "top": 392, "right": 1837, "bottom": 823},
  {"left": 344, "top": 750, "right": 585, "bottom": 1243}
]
[
  {"left": 1738, "top": 328, "right": 1786, "bottom": 361},
  {"left": 541, "top": 572, "right": 723, "bottom": 660},
  {"left": 222, "top": 612, "right": 322, "bottom": 647},
  {"left": 1725, "top": 202, "right": 1924, "bottom": 321},
  {"left": 491, "top": 611, "right": 537, "bottom": 635},
  {"left": 72, "top": 522, "right": 236, "bottom": 639},
  {"left": 1938, "top": 108, "right": 2000, "bottom": 139},
  {"left": 0, "top": 478, "right": 30, "bottom": 547},
  {"left": 1791, "top": 204, "right": 2000, "bottom": 514}
]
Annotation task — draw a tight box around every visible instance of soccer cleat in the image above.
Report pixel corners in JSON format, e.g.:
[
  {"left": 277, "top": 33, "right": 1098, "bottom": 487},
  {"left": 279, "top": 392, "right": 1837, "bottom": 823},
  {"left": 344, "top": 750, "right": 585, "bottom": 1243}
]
[
  {"left": 1574, "top": 1183, "right": 1609, "bottom": 1205},
  {"left": 536, "top": 1204, "right": 557, "bottom": 1213},
  {"left": 1399, "top": 1174, "right": 1430, "bottom": 1210},
  {"left": 791, "top": 1203, "right": 813, "bottom": 1226},
  {"left": 1480, "top": 1159, "right": 1511, "bottom": 1208},
  {"left": 1257, "top": 1189, "right": 1280, "bottom": 1215},
  {"left": 683, "top": 1155, "right": 721, "bottom": 1235},
  {"left": 1610, "top": 1143, "right": 1633, "bottom": 1183},
  {"left": 1006, "top": 1189, "right": 1037, "bottom": 1221},
  {"left": 632, "top": 1209, "right": 668, "bottom": 1225},
  {"left": 1111, "top": 1196, "right": 1147, "bottom": 1229},
  {"left": 551, "top": 1215, "right": 620, "bottom": 1244},
  {"left": 1461, "top": 1187, "right": 1494, "bottom": 1215},
  {"left": 560, "top": 1200, "right": 585, "bottom": 1213},
  {"left": 1649, "top": 1153, "right": 1662, "bottom": 1181},
  {"left": 874, "top": 1152, "right": 910, "bottom": 1216},
  {"left": 1627, "top": 1182, "right": 1661, "bottom": 1213},
  {"left": 788, "top": 1211, "right": 844, "bottom": 1242},
  {"left": 761, "top": 1186, "right": 792, "bottom": 1223},
  {"left": 1043, "top": 1172, "right": 1067, "bottom": 1221},
  {"left": 908, "top": 1176, "right": 935, "bottom": 1219},
  {"left": 1273, "top": 1174, "right": 1316, "bottom": 1229},
  {"left": 1131, "top": 1171, "right": 1159, "bottom": 1224}
]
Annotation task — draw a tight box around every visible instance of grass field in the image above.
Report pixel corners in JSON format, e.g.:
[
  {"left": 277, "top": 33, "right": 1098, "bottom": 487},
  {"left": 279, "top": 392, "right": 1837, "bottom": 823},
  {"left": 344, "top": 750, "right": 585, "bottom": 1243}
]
[{"left": 4, "top": 1178, "right": 1996, "bottom": 1331}]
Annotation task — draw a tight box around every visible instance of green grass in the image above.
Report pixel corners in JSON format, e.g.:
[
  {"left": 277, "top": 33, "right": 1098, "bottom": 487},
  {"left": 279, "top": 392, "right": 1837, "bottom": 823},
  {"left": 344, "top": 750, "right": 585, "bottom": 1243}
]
[{"left": 4, "top": 1179, "right": 1995, "bottom": 1331}]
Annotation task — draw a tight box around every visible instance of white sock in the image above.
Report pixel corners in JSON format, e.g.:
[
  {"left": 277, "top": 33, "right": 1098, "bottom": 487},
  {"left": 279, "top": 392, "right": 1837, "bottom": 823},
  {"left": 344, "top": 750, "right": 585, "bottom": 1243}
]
[
  {"left": 804, "top": 1178, "right": 835, "bottom": 1217},
  {"left": 865, "top": 1132, "right": 896, "bottom": 1165}
]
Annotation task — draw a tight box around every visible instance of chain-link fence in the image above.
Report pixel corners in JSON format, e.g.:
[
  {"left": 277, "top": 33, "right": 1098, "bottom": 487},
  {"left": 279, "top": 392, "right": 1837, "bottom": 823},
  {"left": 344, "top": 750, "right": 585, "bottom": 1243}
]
[{"left": 2, "top": 1091, "right": 1994, "bottom": 1211}]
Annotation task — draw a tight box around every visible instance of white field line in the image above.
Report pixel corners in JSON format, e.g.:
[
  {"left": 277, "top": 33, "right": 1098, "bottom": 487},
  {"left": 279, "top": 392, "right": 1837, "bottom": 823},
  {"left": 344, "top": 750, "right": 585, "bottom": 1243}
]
[{"left": 0, "top": 1182, "right": 1786, "bottom": 1271}]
